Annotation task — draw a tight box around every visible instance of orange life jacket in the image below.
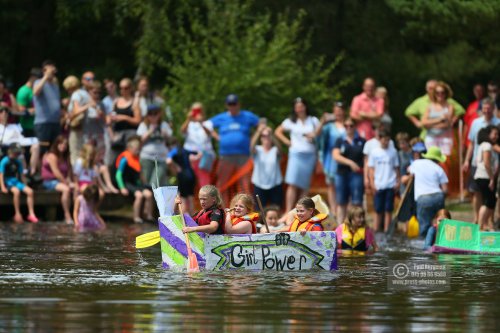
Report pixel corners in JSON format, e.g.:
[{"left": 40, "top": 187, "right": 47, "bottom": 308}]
[
  {"left": 230, "top": 212, "right": 259, "bottom": 234},
  {"left": 115, "top": 150, "right": 141, "bottom": 172},
  {"left": 289, "top": 214, "right": 327, "bottom": 232}
]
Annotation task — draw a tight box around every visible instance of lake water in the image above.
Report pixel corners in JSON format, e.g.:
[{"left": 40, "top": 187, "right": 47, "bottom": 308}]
[{"left": 1, "top": 222, "right": 499, "bottom": 332}]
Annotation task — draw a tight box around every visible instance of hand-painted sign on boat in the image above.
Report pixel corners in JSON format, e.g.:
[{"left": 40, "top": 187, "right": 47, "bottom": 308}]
[
  {"left": 159, "top": 214, "right": 206, "bottom": 269},
  {"left": 432, "top": 219, "right": 500, "bottom": 255},
  {"left": 205, "top": 232, "right": 337, "bottom": 271}
]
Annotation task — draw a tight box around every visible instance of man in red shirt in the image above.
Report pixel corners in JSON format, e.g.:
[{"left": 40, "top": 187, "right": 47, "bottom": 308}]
[{"left": 350, "top": 77, "right": 384, "bottom": 140}]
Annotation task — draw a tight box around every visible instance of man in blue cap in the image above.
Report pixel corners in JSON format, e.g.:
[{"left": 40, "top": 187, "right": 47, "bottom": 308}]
[{"left": 206, "top": 94, "right": 259, "bottom": 204}]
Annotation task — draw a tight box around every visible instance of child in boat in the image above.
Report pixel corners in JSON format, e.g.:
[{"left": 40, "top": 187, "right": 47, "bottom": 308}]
[
  {"left": 424, "top": 209, "right": 451, "bottom": 250},
  {"left": 181, "top": 185, "right": 225, "bottom": 234},
  {"left": 0, "top": 143, "right": 39, "bottom": 223},
  {"left": 115, "top": 135, "right": 154, "bottom": 224},
  {"left": 259, "top": 205, "right": 285, "bottom": 233},
  {"left": 73, "top": 184, "right": 106, "bottom": 232},
  {"left": 335, "top": 206, "right": 378, "bottom": 252},
  {"left": 224, "top": 193, "right": 259, "bottom": 234},
  {"left": 287, "top": 197, "right": 327, "bottom": 233}
]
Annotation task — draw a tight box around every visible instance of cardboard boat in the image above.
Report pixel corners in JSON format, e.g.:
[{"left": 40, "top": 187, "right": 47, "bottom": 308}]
[
  {"left": 156, "top": 214, "right": 338, "bottom": 271},
  {"left": 136, "top": 186, "right": 338, "bottom": 271},
  {"left": 431, "top": 219, "right": 500, "bottom": 255}
]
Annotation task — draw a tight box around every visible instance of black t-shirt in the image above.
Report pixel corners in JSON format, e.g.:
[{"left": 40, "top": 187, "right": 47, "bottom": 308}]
[{"left": 334, "top": 135, "right": 366, "bottom": 175}]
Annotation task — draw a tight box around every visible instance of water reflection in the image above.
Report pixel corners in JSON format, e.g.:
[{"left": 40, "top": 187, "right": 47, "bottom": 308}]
[{"left": 1, "top": 223, "right": 500, "bottom": 332}]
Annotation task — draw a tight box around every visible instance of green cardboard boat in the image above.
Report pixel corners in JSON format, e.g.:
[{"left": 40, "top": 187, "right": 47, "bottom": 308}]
[{"left": 431, "top": 219, "right": 500, "bottom": 255}]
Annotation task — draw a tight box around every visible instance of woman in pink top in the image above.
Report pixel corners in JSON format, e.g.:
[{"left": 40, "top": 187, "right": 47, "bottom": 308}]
[{"left": 42, "top": 135, "right": 74, "bottom": 224}]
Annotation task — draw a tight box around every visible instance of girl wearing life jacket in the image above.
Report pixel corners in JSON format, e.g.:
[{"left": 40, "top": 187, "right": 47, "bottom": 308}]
[
  {"left": 335, "top": 206, "right": 378, "bottom": 252},
  {"left": 424, "top": 209, "right": 451, "bottom": 250},
  {"left": 181, "top": 185, "right": 225, "bottom": 235},
  {"left": 224, "top": 193, "right": 259, "bottom": 234},
  {"left": 288, "top": 197, "right": 327, "bottom": 233}
]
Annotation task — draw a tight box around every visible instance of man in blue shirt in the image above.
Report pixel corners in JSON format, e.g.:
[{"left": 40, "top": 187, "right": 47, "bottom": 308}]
[
  {"left": 33, "top": 60, "right": 61, "bottom": 153},
  {"left": 207, "top": 94, "right": 259, "bottom": 203}
]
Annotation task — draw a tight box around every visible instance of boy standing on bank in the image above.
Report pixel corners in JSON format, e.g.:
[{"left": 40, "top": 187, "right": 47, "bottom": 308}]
[{"left": 368, "top": 131, "right": 400, "bottom": 232}]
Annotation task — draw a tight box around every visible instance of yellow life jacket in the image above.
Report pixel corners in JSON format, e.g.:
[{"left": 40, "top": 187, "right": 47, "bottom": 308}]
[
  {"left": 341, "top": 224, "right": 367, "bottom": 251},
  {"left": 230, "top": 212, "right": 259, "bottom": 233},
  {"left": 289, "top": 214, "right": 327, "bottom": 232}
]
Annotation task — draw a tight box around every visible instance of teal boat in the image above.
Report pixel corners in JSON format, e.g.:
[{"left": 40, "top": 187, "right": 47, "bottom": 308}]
[{"left": 431, "top": 219, "right": 500, "bottom": 255}]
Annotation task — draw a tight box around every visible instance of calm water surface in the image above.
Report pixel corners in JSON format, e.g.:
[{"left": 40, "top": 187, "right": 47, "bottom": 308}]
[{"left": 1, "top": 222, "right": 499, "bottom": 332}]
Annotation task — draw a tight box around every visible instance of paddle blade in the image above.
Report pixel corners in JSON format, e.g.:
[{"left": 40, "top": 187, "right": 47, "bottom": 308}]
[
  {"left": 136, "top": 231, "right": 161, "bottom": 249},
  {"left": 187, "top": 253, "right": 200, "bottom": 272}
]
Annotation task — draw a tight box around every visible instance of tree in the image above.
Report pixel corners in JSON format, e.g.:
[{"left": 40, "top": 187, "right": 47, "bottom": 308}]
[{"left": 130, "top": 0, "right": 345, "bottom": 127}]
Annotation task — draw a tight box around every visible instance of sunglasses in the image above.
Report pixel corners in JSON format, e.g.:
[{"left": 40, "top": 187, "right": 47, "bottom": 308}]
[
  {"left": 84, "top": 76, "right": 94, "bottom": 81},
  {"left": 334, "top": 102, "right": 344, "bottom": 108},
  {"left": 227, "top": 102, "right": 237, "bottom": 106},
  {"left": 345, "top": 124, "right": 354, "bottom": 128},
  {"left": 120, "top": 86, "right": 131, "bottom": 90},
  {"left": 435, "top": 90, "right": 445, "bottom": 94}
]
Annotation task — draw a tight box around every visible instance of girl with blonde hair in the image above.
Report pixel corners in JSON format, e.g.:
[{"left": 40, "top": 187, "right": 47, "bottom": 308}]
[
  {"left": 180, "top": 185, "right": 225, "bottom": 235},
  {"left": 224, "top": 193, "right": 259, "bottom": 234},
  {"left": 335, "top": 206, "right": 378, "bottom": 252}
]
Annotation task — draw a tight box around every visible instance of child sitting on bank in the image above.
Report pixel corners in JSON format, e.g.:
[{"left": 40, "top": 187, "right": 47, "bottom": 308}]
[
  {"left": 424, "top": 209, "right": 451, "bottom": 250},
  {"left": 259, "top": 205, "right": 285, "bottom": 233},
  {"left": 224, "top": 193, "right": 260, "bottom": 234},
  {"left": 367, "top": 130, "right": 400, "bottom": 232},
  {"left": 73, "top": 144, "right": 106, "bottom": 202},
  {"left": 73, "top": 184, "right": 106, "bottom": 232},
  {"left": 335, "top": 206, "right": 378, "bottom": 252},
  {"left": 181, "top": 185, "right": 225, "bottom": 235},
  {"left": 286, "top": 197, "right": 327, "bottom": 233},
  {"left": 0, "top": 143, "right": 38, "bottom": 223},
  {"left": 115, "top": 136, "right": 154, "bottom": 224}
]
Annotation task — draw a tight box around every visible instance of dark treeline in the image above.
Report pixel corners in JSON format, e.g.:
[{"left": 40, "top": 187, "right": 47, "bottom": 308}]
[{"left": 1, "top": 0, "right": 500, "bottom": 135}]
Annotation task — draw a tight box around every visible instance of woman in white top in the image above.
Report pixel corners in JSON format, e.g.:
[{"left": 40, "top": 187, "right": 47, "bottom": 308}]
[
  {"left": 275, "top": 97, "right": 320, "bottom": 212},
  {"left": 180, "top": 102, "right": 215, "bottom": 187},
  {"left": 474, "top": 125, "right": 499, "bottom": 231},
  {"left": 136, "top": 104, "right": 172, "bottom": 186},
  {"left": 250, "top": 123, "right": 283, "bottom": 207},
  {"left": 422, "top": 81, "right": 454, "bottom": 157}
]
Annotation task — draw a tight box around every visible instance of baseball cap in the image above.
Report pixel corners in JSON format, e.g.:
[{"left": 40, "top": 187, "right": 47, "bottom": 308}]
[
  {"left": 411, "top": 142, "right": 427, "bottom": 153},
  {"left": 225, "top": 94, "right": 239, "bottom": 104}
]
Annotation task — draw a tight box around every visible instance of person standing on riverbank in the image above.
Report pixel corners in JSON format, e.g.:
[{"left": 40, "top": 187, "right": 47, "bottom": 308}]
[
  {"left": 350, "top": 77, "right": 384, "bottom": 140},
  {"left": 463, "top": 98, "right": 500, "bottom": 223},
  {"left": 368, "top": 130, "right": 399, "bottom": 232},
  {"left": 316, "top": 102, "right": 346, "bottom": 216},
  {"left": 275, "top": 97, "right": 319, "bottom": 213},
  {"left": 33, "top": 60, "right": 61, "bottom": 153},
  {"left": 207, "top": 94, "right": 259, "bottom": 206},
  {"left": 180, "top": 102, "right": 215, "bottom": 187},
  {"left": 405, "top": 79, "right": 464, "bottom": 139},
  {"left": 333, "top": 118, "right": 366, "bottom": 225}
]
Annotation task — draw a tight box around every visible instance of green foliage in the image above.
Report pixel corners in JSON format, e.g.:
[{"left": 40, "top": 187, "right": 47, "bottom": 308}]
[{"left": 130, "top": 0, "right": 344, "bottom": 127}]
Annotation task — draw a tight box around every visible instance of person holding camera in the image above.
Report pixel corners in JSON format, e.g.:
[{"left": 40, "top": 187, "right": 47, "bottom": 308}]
[
  {"left": 180, "top": 102, "right": 215, "bottom": 187},
  {"left": 315, "top": 102, "right": 346, "bottom": 215}
]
